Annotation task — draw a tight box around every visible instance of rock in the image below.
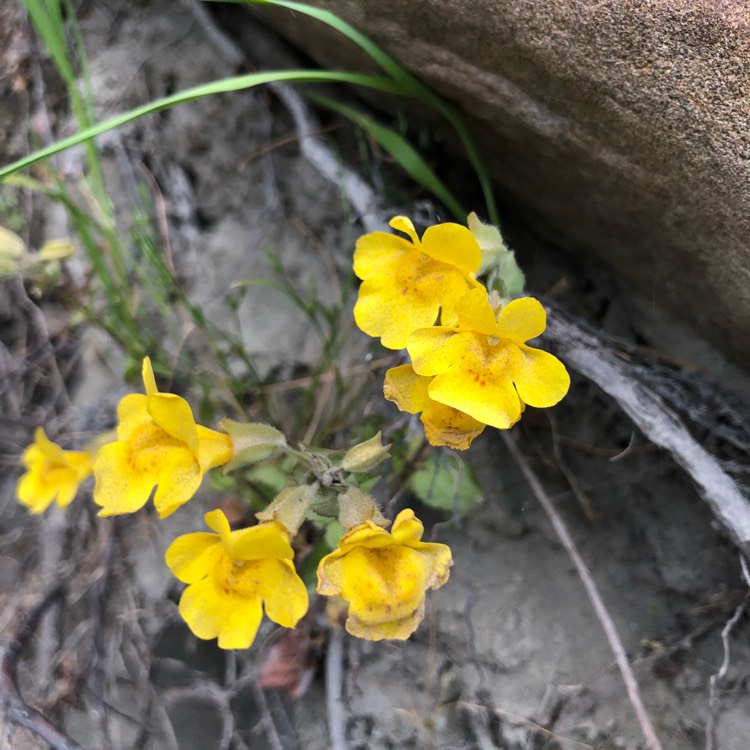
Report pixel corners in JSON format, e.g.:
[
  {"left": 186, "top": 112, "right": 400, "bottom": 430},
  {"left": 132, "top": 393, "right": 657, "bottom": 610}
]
[{"left": 248, "top": 0, "right": 750, "bottom": 370}]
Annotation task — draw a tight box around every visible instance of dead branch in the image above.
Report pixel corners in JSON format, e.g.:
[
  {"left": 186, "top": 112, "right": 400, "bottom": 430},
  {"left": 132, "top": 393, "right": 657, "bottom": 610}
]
[
  {"left": 543, "top": 305, "right": 750, "bottom": 554},
  {"left": 1, "top": 585, "right": 84, "bottom": 750}
]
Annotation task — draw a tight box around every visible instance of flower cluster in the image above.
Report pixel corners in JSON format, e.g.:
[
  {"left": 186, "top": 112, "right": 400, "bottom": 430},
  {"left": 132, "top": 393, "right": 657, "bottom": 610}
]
[
  {"left": 165, "top": 509, "right": 309, "bottom": 649},
  {"left": 354, "top": 214, "right": 570, "bottom": 448},
  {"left": 93, "top": 357, "right": 233, "bottom": 518},
  {"left": 17, "top": 428, "right": 96, "bottom": 514},
  {"left": 16, "top": 357, "right": 452, "bottom": 648}
]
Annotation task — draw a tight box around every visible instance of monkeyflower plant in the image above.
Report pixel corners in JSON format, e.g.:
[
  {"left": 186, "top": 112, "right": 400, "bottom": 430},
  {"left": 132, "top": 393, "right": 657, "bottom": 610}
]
[
  {"left": 93, "top": 357, "right": 233, "bottom": 518},
  {"left": 165, "top": 509, "right": 309, "bottom": 649},
  {"left": 16, "top": 428, "right": 97, "bottom": 513},
  {"left": 15, "top": 210, "right": 568, "bottom": 652},
  {"left": 357, "top": 214, "right": 570, "bottom": 449}
]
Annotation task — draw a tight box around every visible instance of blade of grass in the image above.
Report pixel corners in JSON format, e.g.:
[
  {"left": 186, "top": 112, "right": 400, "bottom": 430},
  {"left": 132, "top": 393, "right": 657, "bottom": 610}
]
[
  {"left": 307, "top": 91, "right": 465, "bottom": 220},
  {"left": 220, "top": 0, "right": 498, "bottom": 224},
  {"left": 22, "top": 0, "right": 106, "bottom": 199},
  {"left": 0, "top": 71, "right": 404, "bottom": 180}
]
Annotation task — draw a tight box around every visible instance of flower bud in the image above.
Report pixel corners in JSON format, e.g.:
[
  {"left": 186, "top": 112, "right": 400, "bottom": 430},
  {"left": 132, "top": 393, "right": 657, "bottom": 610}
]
[
  {"left": 340, "top": 432, "right": 390, "bottom": 473},
  {"left": 38, "top": 238, "right": 75, "bottom": 261},
  {"left": 0, "top": 226, "right": 25, "bottom": 277},
  {"left": 220, "top": 419, "right": 288, "bottom": 472},
  {"left": 256, "top": 484, "right": 318, "bottom": 536},
  {"left": 468, "top": 212, "right": 525, "bottom": 297},
  {"left": 338, "top": 487, "right": 389, "bottom": 530}
]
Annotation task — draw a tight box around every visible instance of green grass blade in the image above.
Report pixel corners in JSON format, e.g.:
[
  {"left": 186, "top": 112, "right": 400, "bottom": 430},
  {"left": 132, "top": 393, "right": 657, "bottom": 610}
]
[
  {"left": 22, "top": 0, "right": 106, "bottom": 193},
  {"left": 0, "top": 71, "right": 404, "bottom": 180},
  {"left": 219, "top": 0, "right": 498, "bottom": 224},
  {"left": 308, "top": 92, "right": 465, "bottom": 220}
]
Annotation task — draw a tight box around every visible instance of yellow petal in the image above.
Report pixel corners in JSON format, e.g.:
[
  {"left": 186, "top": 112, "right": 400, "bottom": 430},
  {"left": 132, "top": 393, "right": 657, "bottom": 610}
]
[
  {"left": 54, "top": 476, "right": 81, "bottom": 509},
  {"left": 196, "top": 425, "right": 233, "bottom": 472},
  {"left": 416, "top": 544, "right": 453, "bottom": 591},
  {"left": 354, "top": 260, "right": 477, "bottom": 350},
  {"left": 346, "top": 599, "right": 425, "bottom": 641},
  {"left": 337, "top": 520, "right": 396, "bottom": 552},
  {"left": 231, "top": 521, "right": 295, "bottom": 561},
  {"left": 17, "top": 472, "right": 56, "bottom": 513},
  {"left": 21, "top": 442, "right": 47, "bottom": 471},
  {"left": 142, "top": 356, "right": 158, "bottom": 397},
  {"left": 179, "top": 577, "right": 263, "bottom": 649},
  {"left": 147, "top": 393, "right": 199, "bottom": 453},
  {"left": 353, "top": 231, "right": 414, "bottom": 280},
  {"left": 29, "top": 427, "right": 71, "bottom": 465},
  {"left": 510, "top": 346, "right": 571, "bottom": 408},
  {"left": 420, "top": 222, "right": 482, "bottom": 275},
  {"left": 317, "top": 554, "right": 346, "bottom": 597},
  {"left": 217, "top": 596, "right": 265, "bottom": 650},
  {"left": 408, "top": 327, "right": 474, "bottom": 377},
  {"left": 454, "top": 287, "right": 500, "bottom": 335},
  {"left": 204, "top": 509, "right": 233, "bottom": 552},
  {"left": 353, "top": 274, "right": 438, "bottom": 350},
  {"left": 116, "top": 394, "right": 152, "bottom": 441},
  {"left": 151, "top": 448, "right": 202, "bottom": 518},
  {"left": 426, "top": 337, "right": 524, "bottom": 429},
  {"left": 383, "top": 364, "right": 430, "bottom": 414},
  {"left": 165, "top": 532, "right": 222, "bottom": 583},
  {"left": 391, "top": 510, "right": 453, "bottom": 590},
  {"left": 256, "top": 558, "right": 309, "bottom": 628},
  {"left": 420, "top": 399, "right": 486, "bottom": 450},
  {"left": 339, "top": 546, "right": 430, "bottom": 624},
  {"left": 93, "top": 441, "right": 158, "bottom": 515},
  {"left": 496, "top": 297, "right": 547, "bottom": 344},
  {"left": 390, "top": 509, "right": 424, "bottom": 546},
  {"left": 388, "top": 215, "right": 420, "bottom": 245}
]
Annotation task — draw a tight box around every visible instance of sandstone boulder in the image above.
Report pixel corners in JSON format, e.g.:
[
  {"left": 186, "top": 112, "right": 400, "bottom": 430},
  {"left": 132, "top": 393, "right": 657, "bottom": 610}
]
[{"left": 250, "top": 1, "right": 750, "bottom": 369}]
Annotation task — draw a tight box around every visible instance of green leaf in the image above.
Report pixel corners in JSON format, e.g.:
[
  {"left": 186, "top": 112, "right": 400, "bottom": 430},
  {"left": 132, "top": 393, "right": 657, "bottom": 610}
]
[
  {"left": 213, "top": 0, "right": 498, "bottom": 224},
  {"left": 324, "top": 520, "right": 345, "bottom": 549},
  {"left": 307, "top": 93, "right": 465, "bottom": 220},
  {"left": 408, "top": 452, "right": 483, "bottom": 516},
  {"left": 0, "top": 70, "right": 403, "bottom": 180}
]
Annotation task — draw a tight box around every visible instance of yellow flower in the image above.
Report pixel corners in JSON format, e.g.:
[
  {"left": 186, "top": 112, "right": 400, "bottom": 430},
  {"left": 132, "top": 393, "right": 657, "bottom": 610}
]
[
  {"left": 407, "top": 289, "right": 570, "bottom": 430},
  {"left": 317, "top": 509, "right": 452, "bottom": 640},
  {"left": 353, "top": 216, "right": 482, "bottom": 349},
  {"left": 384, "top": 364, "right": 486, "bottom": 450},
  {"left": 93, "top": 357, "right": 233, "bottom": 518},
  {"left": 166, "top": 509, "right": 309, "bottom": 650},
  {"left": 16, "top": 428, "right": 94, "bottom": 513}
]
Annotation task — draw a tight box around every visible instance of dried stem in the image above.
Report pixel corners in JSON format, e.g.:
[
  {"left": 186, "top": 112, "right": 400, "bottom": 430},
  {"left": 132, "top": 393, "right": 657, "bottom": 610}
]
[
  {"left": 544, "top": 306, "right": 750, "bottom": 553},
  {"left": 502, "top": 432, "right": 664, "bottom": 750},
  {"left": 325, "top": 626, "right": 349, "bottom": 750},
  {"left": 0, "top": 586, "right": 84, "bottom": 750},
  {"left": 704, "top": 555, "right": 750, "bottom": 750}
]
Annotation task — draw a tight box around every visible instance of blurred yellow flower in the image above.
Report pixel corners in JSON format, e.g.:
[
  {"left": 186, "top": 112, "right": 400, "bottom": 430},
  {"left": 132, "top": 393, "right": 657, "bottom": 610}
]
[
  {"left": 407, "top": 289, "right": 570, "bottom": 430},
  {"left": 384, "top": 364, "right": 486, "bottom": 450},
  {"left": 16, "top": 428, "right": 94, "bottom": 513},
  {"left": 353, "top": 216, "right": 482, "bottom": 349},
  {"left": 166, "top": 509, "right": 309, "bottom": 650},
  {"left": 317, "top": 509, "right": 452, "bottom": 640},
  {"left": 93, "top": 357, "right": 232, "bottom": 518}
]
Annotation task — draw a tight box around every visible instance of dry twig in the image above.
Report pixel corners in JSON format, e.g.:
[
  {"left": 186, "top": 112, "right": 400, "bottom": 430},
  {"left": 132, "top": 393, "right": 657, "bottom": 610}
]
[
  {"left": 704, "top": 555, "right": 750, "bottom": 750},
  {"left": 325, "top": 626, "right": 349, "bottom": 750},
  {"left": 544, "top": 306, "right": 750, "bottom": 554},
  {"left": 1, "top": 586, "right": 84, "bottom": 750},
  {"left": 502, "top": 432, "right": 664, "bottom": 750}
]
